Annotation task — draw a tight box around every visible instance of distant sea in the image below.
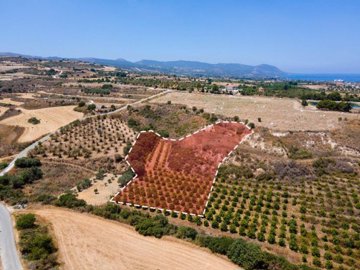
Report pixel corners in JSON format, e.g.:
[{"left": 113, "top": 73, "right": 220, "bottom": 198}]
[{"left": 286, "top": 74, "right": 360, "bottom": 83}]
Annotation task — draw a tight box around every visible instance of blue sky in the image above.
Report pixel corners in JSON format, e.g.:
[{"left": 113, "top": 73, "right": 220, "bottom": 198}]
[{"left": 1, "top": 0, "right": 360, "bottom": 73}]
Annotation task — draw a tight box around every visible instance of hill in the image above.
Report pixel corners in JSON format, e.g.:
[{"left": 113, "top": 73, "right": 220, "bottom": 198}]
[{"left": 0, "top": 52, "right": 286, "bottom": 78}]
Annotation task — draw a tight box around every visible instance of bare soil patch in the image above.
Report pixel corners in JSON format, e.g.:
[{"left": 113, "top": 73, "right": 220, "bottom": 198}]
[
  {"left": 151, "top": 92, "right": 359, "bottom": 131},
  {"left": 77, "top": 174, "right": 120, "bottom": 205},
  {"left": 34, "top": 208, "right": 238, "bottom": 270}
]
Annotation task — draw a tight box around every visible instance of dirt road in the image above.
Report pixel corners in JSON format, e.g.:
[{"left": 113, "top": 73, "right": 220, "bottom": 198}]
[{"left": 35, "top": 208, "right": 239, "bottom": 270}]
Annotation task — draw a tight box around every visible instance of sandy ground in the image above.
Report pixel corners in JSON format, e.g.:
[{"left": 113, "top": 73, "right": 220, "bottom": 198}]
[
  {"left": 151, "top": 92, "right": 359, "bottom": 131},
  {"left": 0, "top": 107, "right": 7, "bottom": 117},
  {"left": 0, "top": 106, "right": 83, "bottom": 142},
  {"left": 34, "top": 208, "right": 239, "bottom": 270},
  {"left": 77, "top": 174, "right": 120, "bottom": 205}
]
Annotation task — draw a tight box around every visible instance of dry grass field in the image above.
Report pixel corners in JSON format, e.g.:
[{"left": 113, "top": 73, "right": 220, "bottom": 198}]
[
  {"left": 0, "top": 63, "right": 27, "bottom": 72},
  {"left": 151, "top": 92, "right": 359, "bottom": 131},
  {"left": 77, "top": 174, "right": 121, "bottom": 205},
  {"left": 0, "top": 124, "right": 25, "bottom": 157},
  {"left": 34, "top": 208, "right": 238, "bottom": 270},
  {"left": 0, "top": 105, "right": 83, "bottom": 142},
  {"left": 23, "top": 162, "right": 94, "bottom": 198}
]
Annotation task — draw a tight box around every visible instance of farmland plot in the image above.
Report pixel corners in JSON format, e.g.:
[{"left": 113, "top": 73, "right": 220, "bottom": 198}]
[{"left": 114, "top": 122, "right": 251, "bottom": 215}]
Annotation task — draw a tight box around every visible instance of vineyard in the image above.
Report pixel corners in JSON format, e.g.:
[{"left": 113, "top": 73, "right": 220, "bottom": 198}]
[
  {"left": 114, "top": 122, "right": 251, "bottom": 215},
  {"left": 204, "top": 166, "right": 360, "bottom": 270}
]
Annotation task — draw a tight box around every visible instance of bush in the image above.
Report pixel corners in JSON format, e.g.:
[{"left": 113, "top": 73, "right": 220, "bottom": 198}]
[
  {"left": 135, "top": 215, "right": 175, "bottom": 238},
  {"left": 197, "top": 236, "right": 234, "bottom": 255},
  {"left": 87, "top": 104, "right": 96, "bottom": 111},
  {"left": 217, "top": 164, "right": 254, "bottom": 180},
  {"left": 123, "top": 141, "right": 132, "bottom": 156},
  {"left": 76, "top": 178, "right": 92, "bottom": 192},
  {"left": 128, "top": 118, "right": 139, "bottom": 128},
  {"left": 317, "top": 100, "right": 352, "bottom": 112},
  {"left": 28, "top": 117, "right": 40, "bottom": 125},
  {"left": 55, "top": 193, "right": 86, "bottom": 208},
  {"left": 15, "top": 157, "right": 41, "bottom": 168},
  {"left": 158, "top": 130, "right": 170, "bottom": 138},
  {"left": 0, "top": 162, "right": 8, "bottom": 170},
  {"left": 176, "top": 226, "right": 198, "bottom": 240},
  {"left": 288, "top": 146, "right": 312, "bottom": 160},
  {"left": 17, "top": 214, "right": 58, "bottom": 268},
  {"left": 227, "top": 239, "right": 268, "bottom": 269},
  {"left": 16, "top": 214, "right": 36, "bottom": 230},
  {"left": 118, "top": 169, "right": 135, "bottom": 187}
]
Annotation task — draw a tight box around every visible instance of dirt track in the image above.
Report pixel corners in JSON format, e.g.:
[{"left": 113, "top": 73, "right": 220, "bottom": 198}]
[{"left": 35, "top": 208, "right": 239, "bottom": 270}]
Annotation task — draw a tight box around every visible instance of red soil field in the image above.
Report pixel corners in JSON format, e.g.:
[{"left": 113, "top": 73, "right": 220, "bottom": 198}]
[{"left": 114, "top": 122, "right": 251, "bottom": 215}]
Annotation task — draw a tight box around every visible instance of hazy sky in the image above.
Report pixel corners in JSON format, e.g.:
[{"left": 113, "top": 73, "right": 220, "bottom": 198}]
[{"left": 1, "top": 0, "right": 360, "bottom": 73}]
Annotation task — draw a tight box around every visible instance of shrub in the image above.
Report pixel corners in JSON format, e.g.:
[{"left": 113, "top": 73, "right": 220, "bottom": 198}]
[
  {"left": 197, "top": 236, "right": 234, "bottom": 255},
  {"left": 55, "top": 193, "right": 86, "bottom": 208},
  {"left": 313, "top": 258, "right": 321, "bottom": 267},
  {"left": 288, "top": 146, "right": 312, "bottom": 160},
  {"left": 135, "top": 215, "right": 174, "bottom": 238},
  {"left": 0, "top": 162, "right": 8, "bottom": 170},
  {"left": 176, "top": 226, "right": 198, "bottom": 240},
  {"left": 15, "top": 157, "right": 41, "bottom": 168},
  {"left": 227, "top": 239, "right": 268, "bottom": 269},
  {"left": 128, "top": 118, "right": 139, "bottom": 128},
  {"left": 317, "top": 100, "right": 352, "bottom": 112},
  {"left": 87, "top": 104, "right": 96, "bottom": 111},
  {"left": 28, "top": 117, "right": 40, "bottom": 125},
  {"left": 118, "top": 169, "right": 135, "bottom": 187},
  {"left": 123, "top": 142, "right": 132, "bottom": 155},
  {"left": 76, "top": 178, "right": 92, "bottom": 192},
  {"left": 16, "top": 214, "right": 36, "bottom": 230},
  {"left": 158, "top": 130, "right": 170, "bottom": 138},
  {"left": 17, "top": 214, "right": 57, "bottom": 267}
]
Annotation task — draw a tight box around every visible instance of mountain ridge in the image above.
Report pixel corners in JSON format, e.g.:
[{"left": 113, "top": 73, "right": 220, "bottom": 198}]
[{"left": 0, "top": 52, "right": 286, "bottom": 78}]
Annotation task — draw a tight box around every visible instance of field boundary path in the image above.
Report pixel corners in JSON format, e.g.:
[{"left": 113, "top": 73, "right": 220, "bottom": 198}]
[{"left": 0, "top": 204, "right": 23, "bottom": 270}]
